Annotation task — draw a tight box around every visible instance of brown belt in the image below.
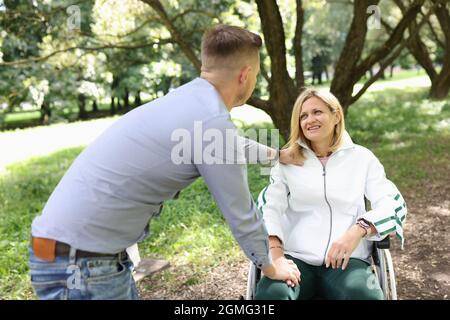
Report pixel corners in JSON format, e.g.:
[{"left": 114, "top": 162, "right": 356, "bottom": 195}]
[{"left": 32, "top": 237, "right": 127, "bottom": 262}]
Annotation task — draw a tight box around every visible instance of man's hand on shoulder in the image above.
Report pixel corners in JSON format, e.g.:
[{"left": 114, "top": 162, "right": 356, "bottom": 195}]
[{"left": 279, "top": 146, "right": 304, "bottom": 166}]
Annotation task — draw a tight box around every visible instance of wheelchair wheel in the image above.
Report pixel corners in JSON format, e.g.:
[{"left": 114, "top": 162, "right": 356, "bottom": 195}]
[
  {"left": 246, "top": 262, "right": 258, "bottom": 300},
  {"left": 376, "top": 248, "right": 398, "bottom": 300}
]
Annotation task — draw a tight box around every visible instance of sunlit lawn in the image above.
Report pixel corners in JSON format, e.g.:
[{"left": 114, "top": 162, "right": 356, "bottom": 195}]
[
  {"left": 1, "top": 68, "right": 429, "bottom": 130},
  {"left": 0, "top": 86, "right": 449, "bottom": 299}
]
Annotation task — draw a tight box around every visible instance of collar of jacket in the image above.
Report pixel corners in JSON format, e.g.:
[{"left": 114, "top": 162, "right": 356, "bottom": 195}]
[{"left": 296, "top": 130, "right": 355, "bottom": 155}]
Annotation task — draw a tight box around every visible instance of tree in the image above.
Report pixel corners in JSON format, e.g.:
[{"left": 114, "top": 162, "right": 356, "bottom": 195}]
[
  {"left": 1, "top": 0, "right": 432, "bottom": 138},
  {"left": 330, "top": 0, "right": 427, "bottom": 108},
  {"left": 391, "top": 0, "right": 450, "bottom": 99},
  {"left": 140, "top": 0, "right": 427, "bottom": 139}
]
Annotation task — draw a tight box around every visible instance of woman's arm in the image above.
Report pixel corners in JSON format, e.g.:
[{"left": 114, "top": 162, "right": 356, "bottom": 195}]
[
  {"left": 256, "top": 164, "right": 290, "bottom": 245},
  {"left": 361, "top": 151, "right": 407, "bottom": 247},
  {"left": 325, "top": 223, "right": 376, "bottom": 270},
  {"left": 326, "top": 150, "right": 407, "bottom": 270},
  {"left": 266, "top": 235, "right": 300, "bottom": 287}
]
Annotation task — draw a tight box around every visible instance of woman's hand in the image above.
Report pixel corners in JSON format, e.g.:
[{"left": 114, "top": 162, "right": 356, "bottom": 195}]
[{"left": 325, "top": 224, "right": 366, "bottom": 270}]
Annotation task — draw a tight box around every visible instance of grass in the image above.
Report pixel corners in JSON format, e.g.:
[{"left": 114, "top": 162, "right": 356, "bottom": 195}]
[
  {"left": 0, "top": 147, "right": 83, "bottom": 299},
  {"left": 304, "top": 68, "right": 427, "bottom": 87},
  {"left": 0, "top": 87, "right": 449, "bottom": 299},
  {"left": 362, "top": 68, "right": 427, "bottom": 83},
  {"left": 347, "top": 87, "right": 450, "bottom": 190}
]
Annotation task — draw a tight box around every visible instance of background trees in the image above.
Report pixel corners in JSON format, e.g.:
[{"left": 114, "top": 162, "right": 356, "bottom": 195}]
[{"left": 0, "top": 0, "right": 447, "bottom": 138}]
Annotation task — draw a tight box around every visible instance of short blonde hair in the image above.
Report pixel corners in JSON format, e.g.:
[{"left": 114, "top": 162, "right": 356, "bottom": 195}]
[
  {"left": 201, "top": 24, "right": 262, "bottom": 71},
  {"left": 286, "top": 88, "right": 346, "bottom": 161}
]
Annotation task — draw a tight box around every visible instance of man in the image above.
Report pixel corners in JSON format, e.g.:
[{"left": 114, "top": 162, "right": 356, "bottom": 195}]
[
  {"left": 29, "top": 24, "right": 301, "bottom": 300},
  {"left": 311, "top": 55, "right": 324, "bottom": 85}
]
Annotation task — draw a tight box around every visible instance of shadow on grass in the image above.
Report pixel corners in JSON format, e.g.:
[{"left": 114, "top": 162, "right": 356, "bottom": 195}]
[
  {"left": 0, "top": 86, "right": 448, "bottom": 298},
  {"left": 347, "top": 87, "right": 450, "bottom": 145}
]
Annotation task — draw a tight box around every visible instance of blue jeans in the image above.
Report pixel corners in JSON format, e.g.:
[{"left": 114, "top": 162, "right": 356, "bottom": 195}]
[{"left": 29, "top": 246, "right": 139, "bottom": 300}]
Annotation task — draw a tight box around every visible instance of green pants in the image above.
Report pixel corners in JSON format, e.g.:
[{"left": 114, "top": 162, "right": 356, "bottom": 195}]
[{"left": 255, "top": 255, "right": 384, "bottom": 300}]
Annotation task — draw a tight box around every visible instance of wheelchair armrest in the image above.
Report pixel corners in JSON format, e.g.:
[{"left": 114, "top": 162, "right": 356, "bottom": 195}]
[{"left": 375, "top": 236, "right": 390, "bottom": 249}]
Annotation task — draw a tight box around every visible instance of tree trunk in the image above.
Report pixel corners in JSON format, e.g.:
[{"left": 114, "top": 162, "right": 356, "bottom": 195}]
[
  {"left": 428, "top": 0, "right": 450, "bottom": 99},
  {"left": 331, "top": 0, "right": 424, "bottom": 111},
  {"left": 430, "top": 82, "right": 450, "bottom": 99},
  {"left": 267, "top": 97, "right": 295, "bottom": 144},
  {"left": 255, "top": 0, "right": 298, "bottom": 141},
  {"left": 396, "top": 0, "right": 449, "bottom": 99},
  {"left": 429, "top": 68, "right": 450, "bottom": 99},
  {"left": 143, "top": 0, "right": 423, "bottom": 139},
  {"left": 379, "top": 64, "right": 386, "bottom": 80},
  {"left": 331, "top": 0, "right": 377, "bottom": 111},
  {"left": 78, "top": 93, "right": 87, "bottom": 120}
]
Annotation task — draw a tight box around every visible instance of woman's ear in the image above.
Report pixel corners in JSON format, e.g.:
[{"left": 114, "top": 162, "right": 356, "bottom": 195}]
[{"left": 334, "top": 110, "right": 341, "bottom": 125}]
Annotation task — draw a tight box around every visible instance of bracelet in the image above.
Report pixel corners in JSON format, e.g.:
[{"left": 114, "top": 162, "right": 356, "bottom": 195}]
[
  {"left": 356, "top": 219, "right": 370, "bottom": 237},
  {"left": 356, "top": 223, "right": 368, "bottom": 237}
]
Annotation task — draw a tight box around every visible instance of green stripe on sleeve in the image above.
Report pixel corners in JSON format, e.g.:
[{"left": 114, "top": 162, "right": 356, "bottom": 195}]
[
  {"left": 374, "top": 216, "right": 395, "bottom": 226},
  {"left": 380, "top": 226, "right": 396, "bottom": 237}
]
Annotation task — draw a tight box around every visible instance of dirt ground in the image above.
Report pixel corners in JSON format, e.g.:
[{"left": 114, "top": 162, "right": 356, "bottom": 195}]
[{"left": 138, "top": 178, "right": 450, "bottom": 300}]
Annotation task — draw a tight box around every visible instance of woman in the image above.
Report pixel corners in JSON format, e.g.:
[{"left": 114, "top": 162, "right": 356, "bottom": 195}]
[{"left": 255, "top": 89, "right": 407, "bottom": 300}]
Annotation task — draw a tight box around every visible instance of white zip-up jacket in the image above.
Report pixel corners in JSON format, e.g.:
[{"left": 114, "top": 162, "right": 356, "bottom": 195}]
[{"left": 257, "top": 132, "right": 407, "bottom": 266}]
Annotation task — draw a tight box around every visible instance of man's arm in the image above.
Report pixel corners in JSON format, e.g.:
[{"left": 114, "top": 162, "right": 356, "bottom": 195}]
[
  {"left": 194, "top": 117, "right": 300, "bottom": 283},
  {"left": 237, "top": 136, "right": 303, "bottom": 166}
]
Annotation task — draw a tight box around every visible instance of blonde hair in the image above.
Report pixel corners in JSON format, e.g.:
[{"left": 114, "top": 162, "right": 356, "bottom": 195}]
[
  {"left": 201, "top": 24, "right": 262, "bottom": 72},
  {"left": 286, "top": 88, "right": 346, "bottom": 161}
]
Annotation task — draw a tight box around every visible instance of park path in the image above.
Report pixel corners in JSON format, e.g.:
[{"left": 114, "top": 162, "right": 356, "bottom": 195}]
[
  {"left": 0, "top": 117, "right": 118, "bottom": 173},
  {"left": 0, "top": 75, "right": 430, "bottom": 174},
  {"left": 0, "top": 106, "right": 269, "bottom": 173}
]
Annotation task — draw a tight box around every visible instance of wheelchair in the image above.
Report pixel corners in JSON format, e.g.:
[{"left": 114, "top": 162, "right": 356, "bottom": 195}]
[{"left": 245, "top": 236, "right": 398, "bottom": 300}]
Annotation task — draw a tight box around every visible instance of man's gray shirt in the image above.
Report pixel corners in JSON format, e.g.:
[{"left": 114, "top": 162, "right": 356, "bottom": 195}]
[{"left": 32, "top": 78, "right": 272, "bottom": 268}]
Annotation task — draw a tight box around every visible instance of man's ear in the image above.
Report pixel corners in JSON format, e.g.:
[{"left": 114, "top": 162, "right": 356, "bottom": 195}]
[{"left": 239, "top": 65, "right": 251, "bottom": 84}]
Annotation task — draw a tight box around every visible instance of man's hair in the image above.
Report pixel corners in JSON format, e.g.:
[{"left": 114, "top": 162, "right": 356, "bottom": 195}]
[{"left": 201, "top": 24, "right": 262, "bottom": 71}]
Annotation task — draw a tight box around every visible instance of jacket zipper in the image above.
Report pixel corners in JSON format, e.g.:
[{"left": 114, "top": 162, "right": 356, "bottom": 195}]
[
  {"left": 306, "top": 147, "right": 347, "bottom": 265},
  {"left": 321, "top": 163, "right": 333, "bottom": 265}
]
